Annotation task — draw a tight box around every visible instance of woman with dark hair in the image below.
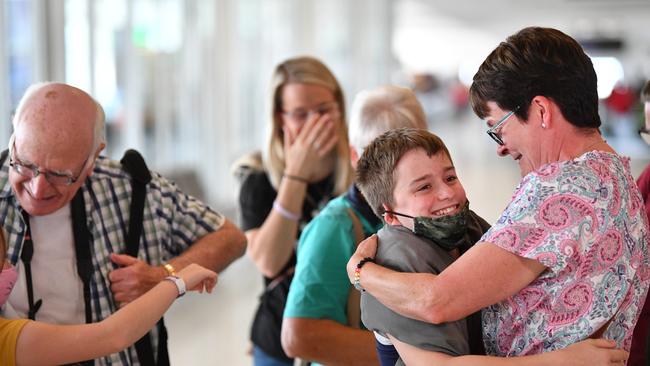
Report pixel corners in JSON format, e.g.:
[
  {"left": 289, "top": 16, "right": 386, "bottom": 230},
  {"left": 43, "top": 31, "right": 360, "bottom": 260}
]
[{"left": 347, "top": 27, "right": 649, "bottom": 360}]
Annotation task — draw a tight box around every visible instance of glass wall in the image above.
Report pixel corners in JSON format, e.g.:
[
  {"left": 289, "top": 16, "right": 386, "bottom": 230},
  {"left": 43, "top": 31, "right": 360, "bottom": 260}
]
[
  {"left": 3, "top": 0, "right": 649, "bottom": 212},
  {"left": 0, "top": 0, "right": 396, "bottom": 208}
]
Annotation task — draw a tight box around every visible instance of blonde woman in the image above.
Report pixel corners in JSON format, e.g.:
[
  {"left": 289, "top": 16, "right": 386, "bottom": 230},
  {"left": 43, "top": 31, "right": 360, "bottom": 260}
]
[
  {"left": 0, "top": 229, "right": 217, "bottom": 366},
  {"left": 234, "top": 56, "right": 353, "bottom": 365}
]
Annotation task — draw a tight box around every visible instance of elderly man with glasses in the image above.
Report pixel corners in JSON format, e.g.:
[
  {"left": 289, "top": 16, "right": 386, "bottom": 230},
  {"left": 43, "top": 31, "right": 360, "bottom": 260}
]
[{"left": 0, "top": 82, "right": 246, "bottom": 366}]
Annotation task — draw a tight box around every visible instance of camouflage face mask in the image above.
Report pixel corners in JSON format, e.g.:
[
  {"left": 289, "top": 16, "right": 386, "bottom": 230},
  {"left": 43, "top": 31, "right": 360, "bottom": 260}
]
[{"left": 385, "top": 201, "right": 470, "bottom": 251}]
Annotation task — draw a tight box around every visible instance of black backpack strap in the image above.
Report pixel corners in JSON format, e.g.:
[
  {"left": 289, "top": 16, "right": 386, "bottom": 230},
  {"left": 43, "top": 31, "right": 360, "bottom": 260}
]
[
  {"left": 0, "top": 149, "right": 8, "bottom": 167},
  {"left": 19, "top": 210, "right": 43, "bottom": 321},
  {"left": 70, "top": 190, "right": 95, "bottom": 366},
  {"left": 121, "top": 149, "right": 152, "bottom": 257},
  {"left": 120, "top": 149, "right": 169, "bottom": 366}
]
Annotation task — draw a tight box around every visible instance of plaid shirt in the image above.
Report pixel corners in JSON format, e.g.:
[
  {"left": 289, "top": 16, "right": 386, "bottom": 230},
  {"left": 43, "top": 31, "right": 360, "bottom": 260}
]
[{"left": 0, "top": 155, "right": 225, "bottom": 365}]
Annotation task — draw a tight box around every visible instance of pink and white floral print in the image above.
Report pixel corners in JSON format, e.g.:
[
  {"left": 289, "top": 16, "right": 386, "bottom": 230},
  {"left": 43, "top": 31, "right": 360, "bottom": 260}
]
[{"left": 481, "top": 151, "right": 650, "bottom": 356}]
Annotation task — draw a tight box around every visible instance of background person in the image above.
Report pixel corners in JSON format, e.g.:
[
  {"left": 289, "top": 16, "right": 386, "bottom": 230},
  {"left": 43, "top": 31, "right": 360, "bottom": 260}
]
[
  {"left": 233, "top": 56, "right": 353, "bottom": 366},
  {"left": 1, "top": 82, "right": 246, "bottom": 365},
  {"left": 280, "top": 85, "right": 428, "bottom": 365},
  {"left": 346, "top": 26, "right": 650, "bottom": 357}
]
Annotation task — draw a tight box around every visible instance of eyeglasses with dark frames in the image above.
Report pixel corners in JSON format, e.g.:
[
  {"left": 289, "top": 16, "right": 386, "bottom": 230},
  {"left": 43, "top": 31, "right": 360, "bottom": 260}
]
[
  {"left": 486, "top": 106, "right": 520, "bottom": 145},
  {"left": 9, "top": 141, "right": 91, "bottom": 186},
  {"left": 282, "top": 101, "right": 339, "bottom": 123}
]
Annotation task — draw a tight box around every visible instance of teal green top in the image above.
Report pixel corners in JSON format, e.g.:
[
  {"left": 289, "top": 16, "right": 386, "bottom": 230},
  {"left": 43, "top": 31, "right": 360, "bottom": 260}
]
[{"left": 284, "top": 195, "right": 382, "bottom": 325}]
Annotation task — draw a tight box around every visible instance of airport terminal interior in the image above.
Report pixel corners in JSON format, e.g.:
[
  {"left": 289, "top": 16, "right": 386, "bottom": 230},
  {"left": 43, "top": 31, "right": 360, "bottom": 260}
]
[{"left": 2, "top": 0, "right": 650, "bottom": 364}]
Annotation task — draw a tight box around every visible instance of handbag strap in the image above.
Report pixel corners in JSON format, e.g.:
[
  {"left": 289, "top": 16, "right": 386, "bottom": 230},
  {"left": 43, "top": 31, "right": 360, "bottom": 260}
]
[{"left": 346, "top": 207, "right": 365, "bottom": 329}]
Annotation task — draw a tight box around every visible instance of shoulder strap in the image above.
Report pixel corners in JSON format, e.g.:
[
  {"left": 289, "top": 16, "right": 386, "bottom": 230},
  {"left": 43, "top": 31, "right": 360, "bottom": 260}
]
[
  {"left": 346, "top": 208, "right": 365, "bottom": 246},
  {"left": 19, "top": 210, "right": 43, "bottom": 321},
  {"left": 70, "top": 190, "right": 95, "bottom": 366},
  {"left": 120, "top": 149, "right": 152, "bottom": 257},
  {"left": 71, "top": 191, "right": 93, "bottom": 324},
  {"left": 0, "top": 149, "right": 8, "bottom": 167},
  {"left": 120, "top": 150, "right": 169, "bottom": 366},
  {"left": 345, "top": 207, "right": 365, "bottom": 329}
]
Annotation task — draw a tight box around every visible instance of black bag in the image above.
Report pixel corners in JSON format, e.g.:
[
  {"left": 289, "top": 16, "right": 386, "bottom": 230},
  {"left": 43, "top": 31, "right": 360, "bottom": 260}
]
[{"left": 250, "top": 260, "right": 295, "bottom": 362}]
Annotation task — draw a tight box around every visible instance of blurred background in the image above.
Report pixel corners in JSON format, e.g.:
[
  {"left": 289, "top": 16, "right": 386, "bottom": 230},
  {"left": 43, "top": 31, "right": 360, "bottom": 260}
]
[{"left": 2, "top": 0, "right": 650, "bottom": 364}]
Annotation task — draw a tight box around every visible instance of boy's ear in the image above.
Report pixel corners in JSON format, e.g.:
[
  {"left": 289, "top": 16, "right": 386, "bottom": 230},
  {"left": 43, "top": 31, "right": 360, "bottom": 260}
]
[
  {"left": 349, "top": 145, "right": 359, "bottom": 169},
  {"left": 382, "top": 203, "right": 399, "bottom": 225}
]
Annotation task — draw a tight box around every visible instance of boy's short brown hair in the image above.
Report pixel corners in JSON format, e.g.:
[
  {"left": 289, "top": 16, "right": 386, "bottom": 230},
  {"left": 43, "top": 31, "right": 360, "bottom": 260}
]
[{"left": 356, "top": 127, "right": 451, "bottom": 217}]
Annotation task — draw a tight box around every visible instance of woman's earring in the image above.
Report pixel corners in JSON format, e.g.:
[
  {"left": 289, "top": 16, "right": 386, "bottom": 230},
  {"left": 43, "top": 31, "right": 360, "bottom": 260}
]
[{"left": 541, "top": 123, "right": 546, "bottom": 129}]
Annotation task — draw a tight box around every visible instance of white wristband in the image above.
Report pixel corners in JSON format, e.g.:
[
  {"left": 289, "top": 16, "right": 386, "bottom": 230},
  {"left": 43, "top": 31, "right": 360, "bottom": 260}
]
[
  {"left": 273, "top": 200, "right": 301, "bottom": 221},
  {"left": 164, "top": 275, "right": 186, "bottom": 297}
]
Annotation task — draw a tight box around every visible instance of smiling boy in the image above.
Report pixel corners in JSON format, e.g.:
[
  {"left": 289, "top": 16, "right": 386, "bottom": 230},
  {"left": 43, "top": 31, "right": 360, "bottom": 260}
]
[{"left": 355, "top": 127, "right": 490, "bottom": 365}]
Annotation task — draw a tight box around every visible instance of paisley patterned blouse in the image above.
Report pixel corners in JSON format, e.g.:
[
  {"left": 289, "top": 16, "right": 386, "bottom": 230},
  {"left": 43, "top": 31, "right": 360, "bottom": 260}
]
[{"left": 481, "top": 151, "right": 650, "bottom": 356}]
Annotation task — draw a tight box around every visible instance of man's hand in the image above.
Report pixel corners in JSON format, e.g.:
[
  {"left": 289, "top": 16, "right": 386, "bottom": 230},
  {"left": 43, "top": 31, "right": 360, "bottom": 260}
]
[
  {"left": 109, "top": 253, "right": 166, "bottom": 304},
  {"left": 346, "top": 234, "right": 379, "bottom": 284}
]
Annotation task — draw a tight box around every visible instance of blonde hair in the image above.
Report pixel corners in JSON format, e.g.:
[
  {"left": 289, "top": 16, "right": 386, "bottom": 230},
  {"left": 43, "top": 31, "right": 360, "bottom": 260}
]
[
  {"left": 349, "top": 85, "right": 427, "bottom": 154},
  {"left": 263, "top": 56, "right": 353, "bottom": 195}
]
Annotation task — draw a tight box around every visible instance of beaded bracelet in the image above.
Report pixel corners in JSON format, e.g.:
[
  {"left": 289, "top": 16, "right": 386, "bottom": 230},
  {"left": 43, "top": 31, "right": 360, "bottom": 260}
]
[
  {"left": 273, "top": 200, "right": 301, "bottom": 221},
  {"left": 283, "top": 173, "right": 309, "bottom": 184},
  {"left": 353, "top": 257, "right": 375, "bottom": 292}
]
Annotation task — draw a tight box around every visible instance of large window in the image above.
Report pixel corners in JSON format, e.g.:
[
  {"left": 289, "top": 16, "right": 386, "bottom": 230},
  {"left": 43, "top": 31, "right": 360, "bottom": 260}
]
[{"left": 1, "top": 0, "right": 396, "bottom": 207}]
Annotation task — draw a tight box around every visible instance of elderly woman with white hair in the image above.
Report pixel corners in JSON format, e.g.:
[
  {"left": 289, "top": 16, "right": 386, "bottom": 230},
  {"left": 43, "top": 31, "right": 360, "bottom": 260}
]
[{"left": 280, "top": 85, "right": 428, "bottom": 365}]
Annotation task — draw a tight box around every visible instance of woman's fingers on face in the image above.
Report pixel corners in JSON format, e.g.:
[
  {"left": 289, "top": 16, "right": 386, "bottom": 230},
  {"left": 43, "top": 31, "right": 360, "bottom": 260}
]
[
  {"left": 307, "top": 112, "right": 337, "bottom": 145},
  {"left": 317, "top": 131, "right": 339, "bottom": 157},
  {"left": 295, "top": 112, "right": 321, "bottom": 141},
  {"left": 283, "top": 126, "right": 293, "bottom": 147},
  {"left": 314, "top": 117, "right": 338, "bottom": 149}
]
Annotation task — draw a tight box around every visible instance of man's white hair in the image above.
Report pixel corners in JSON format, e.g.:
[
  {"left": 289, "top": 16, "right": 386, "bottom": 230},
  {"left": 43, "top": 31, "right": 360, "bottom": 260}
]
[{"left": 349, "top": 85, "right": 427, "bottom": 155}]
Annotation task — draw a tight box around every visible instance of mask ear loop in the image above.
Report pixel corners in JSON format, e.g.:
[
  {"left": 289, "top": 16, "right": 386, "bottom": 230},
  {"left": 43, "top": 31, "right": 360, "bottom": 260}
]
[{"left": 383, "top": 210, "right": 415, "bottom": 219}]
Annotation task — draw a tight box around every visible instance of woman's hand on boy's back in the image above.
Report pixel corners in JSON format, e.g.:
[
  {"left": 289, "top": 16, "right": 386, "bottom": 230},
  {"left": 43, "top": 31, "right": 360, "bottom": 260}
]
[
  {"left": 346, "top": 234, "right": 378, "bottom": 284},
  {"left": 547, "top": 339, "right": 627, "bottom": 366}
]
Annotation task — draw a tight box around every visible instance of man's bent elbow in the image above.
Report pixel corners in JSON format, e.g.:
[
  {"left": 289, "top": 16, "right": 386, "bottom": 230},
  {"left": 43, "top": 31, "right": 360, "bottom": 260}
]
[
  {"left": 219, "top": 220, "right": 248, "bottom": 260},
  {"left": 232, "top": 229, "right": 247, "bottom": 258}
]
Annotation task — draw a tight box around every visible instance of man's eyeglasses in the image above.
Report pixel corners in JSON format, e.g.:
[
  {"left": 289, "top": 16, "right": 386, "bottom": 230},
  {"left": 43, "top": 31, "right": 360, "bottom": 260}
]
[
  {"left": 639, "top": 127, "right": 650, "bottom": 146},
  {"left": 282, "top": 101, "right": 338, "bottom": 122},
  {"left": 9, "top": 143, "right": 91, "bottom": 186},
  {"left": 486, "top": 106, "right": 520, "bottom": 145}
]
